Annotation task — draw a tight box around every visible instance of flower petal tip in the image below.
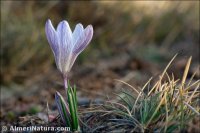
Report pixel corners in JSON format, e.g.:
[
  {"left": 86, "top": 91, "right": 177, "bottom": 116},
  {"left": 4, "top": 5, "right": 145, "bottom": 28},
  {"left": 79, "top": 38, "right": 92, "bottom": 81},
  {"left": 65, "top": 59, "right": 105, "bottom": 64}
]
[{"left": 46, "top": 19, "right": 52, "bottom": 26}]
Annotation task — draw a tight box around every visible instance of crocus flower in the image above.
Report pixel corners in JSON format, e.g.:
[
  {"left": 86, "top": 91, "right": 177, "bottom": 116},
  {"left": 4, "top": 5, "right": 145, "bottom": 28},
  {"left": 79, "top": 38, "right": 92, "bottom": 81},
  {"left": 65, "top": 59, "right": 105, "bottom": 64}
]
[{"left": 45, "top": 19, "right": 93, "bottom": 86}]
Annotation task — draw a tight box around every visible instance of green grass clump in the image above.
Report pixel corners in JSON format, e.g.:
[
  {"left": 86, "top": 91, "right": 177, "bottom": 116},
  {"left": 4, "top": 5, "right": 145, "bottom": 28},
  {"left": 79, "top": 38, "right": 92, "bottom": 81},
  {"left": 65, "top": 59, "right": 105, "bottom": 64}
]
[{"left": 81, "top": 56, "right": 200, "bottom": 132}]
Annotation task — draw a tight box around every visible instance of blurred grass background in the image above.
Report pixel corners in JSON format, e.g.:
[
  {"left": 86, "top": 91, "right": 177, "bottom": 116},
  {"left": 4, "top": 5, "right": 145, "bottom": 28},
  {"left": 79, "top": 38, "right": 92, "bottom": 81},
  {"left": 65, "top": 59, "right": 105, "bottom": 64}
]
[{"left": 0, "top": 1, "right": 199, "bottom": 86}]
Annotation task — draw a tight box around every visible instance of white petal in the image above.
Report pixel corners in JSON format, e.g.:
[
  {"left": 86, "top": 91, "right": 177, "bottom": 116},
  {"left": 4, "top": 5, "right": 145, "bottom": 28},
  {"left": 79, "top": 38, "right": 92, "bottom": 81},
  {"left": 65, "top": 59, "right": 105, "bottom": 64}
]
[
  {"left": 72, "top": 23, "right": 84, "bottom": 45},
  {"left": 65, "top": 54, "right": 78, "bottom": 74},
  {"left": 45, "top": 19, "right": 60, "bottom": 69},
  {"left": 56, "top": 20, "right": 73, "bottom": 50},
  {"left": 73, "top": 25, "right": 93, "bottom": 55}
]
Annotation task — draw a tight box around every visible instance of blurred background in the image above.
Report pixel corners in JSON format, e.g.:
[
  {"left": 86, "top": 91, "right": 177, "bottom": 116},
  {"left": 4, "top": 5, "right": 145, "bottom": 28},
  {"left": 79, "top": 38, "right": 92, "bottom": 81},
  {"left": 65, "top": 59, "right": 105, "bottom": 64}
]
[{"left": 0, "top": 1, "right": 199, "bottom": 123}]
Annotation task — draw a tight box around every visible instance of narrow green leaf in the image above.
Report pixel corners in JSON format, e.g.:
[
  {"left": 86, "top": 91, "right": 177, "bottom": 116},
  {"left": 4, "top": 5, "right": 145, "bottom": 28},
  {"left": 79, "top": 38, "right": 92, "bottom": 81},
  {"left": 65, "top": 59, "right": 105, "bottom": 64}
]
[
  {"left": 115, "top": 93, "right": 132, "bottom": 111},
  {"left": 68, "top": 92, "right": 76, "bottom": 130},
  {"left": 60, "top": 97, "right": 72, "bottom": 128},
  {"left": 70, "top": 86, "right": 78, "bottom": 130},
  {"left": 55, "top": 92, "right": 71, "bottom": 128},
  {"left": 73, "top": 85, "right": 79, "bottom": 130}
]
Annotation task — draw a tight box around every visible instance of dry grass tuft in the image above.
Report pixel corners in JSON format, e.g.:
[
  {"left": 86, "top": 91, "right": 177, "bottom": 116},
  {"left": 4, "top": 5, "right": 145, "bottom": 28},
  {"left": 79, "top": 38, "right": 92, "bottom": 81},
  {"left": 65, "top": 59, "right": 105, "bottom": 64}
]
[{"left": 81, "top": 56, "right": 200, "bottom": 133}]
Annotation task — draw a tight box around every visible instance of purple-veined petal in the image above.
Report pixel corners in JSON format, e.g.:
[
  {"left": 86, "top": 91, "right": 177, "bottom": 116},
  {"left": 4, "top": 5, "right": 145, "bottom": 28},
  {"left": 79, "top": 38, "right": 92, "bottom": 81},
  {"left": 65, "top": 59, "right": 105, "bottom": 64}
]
[
  {"left": 57, "top": 20, "right": 73, "bottom": 52},
  {"left": 45, "top": 19, "right": 60, "bottom": 66},
  {"left": 64, "top": 54, "right": 78, "bottom": 75},
  {"left": 72, "top": 25, "right": 93, "bottom": 55},
  {"left": 72, "top": 23, "right": 84, "bottom": 45},
  {"left": 56, "top": 20, "right": 73, "bottom": 73},
  {"left": 61, "top": 23, "right": 84, "bottom": 74}
]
